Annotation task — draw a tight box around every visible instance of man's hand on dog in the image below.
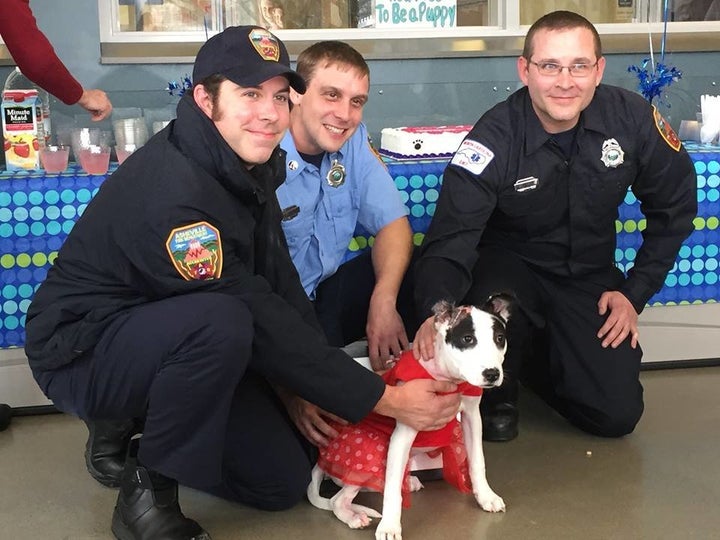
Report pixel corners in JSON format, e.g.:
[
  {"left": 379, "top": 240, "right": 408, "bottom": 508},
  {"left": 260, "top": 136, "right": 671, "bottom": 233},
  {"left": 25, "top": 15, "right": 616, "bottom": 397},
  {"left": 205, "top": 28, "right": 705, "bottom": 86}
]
[
  {"left": 597, "top": 291, "right": 639, "bottom": 349},
  {"left": 284, "top": 396, "right": 348, "bottom": 447},
  {"left": 374, "top": 378, "right": 461, "bottom": 432},
  {"left": 412, "top": 316, "right": 438, "bottom": 363},
  {"left": 366, "top": 292, "right": 410, "bottom": 371}
]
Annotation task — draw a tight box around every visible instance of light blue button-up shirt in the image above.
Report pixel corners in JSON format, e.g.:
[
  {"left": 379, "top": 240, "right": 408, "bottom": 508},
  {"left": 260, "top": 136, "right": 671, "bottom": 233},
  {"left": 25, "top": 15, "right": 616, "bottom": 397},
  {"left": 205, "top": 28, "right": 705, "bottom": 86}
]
[{"left": 277, "top": 123, "right": 408, "bottom": 298}]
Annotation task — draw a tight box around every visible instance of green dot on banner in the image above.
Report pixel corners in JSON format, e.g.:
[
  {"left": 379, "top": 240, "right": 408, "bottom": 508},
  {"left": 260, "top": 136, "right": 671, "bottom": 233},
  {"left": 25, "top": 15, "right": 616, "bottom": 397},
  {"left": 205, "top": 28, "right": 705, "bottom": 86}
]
[
  {"left": 615, "top": 221, "right": 622, "bottom": 234},
  {"left": 413, "top": 232, "right": 425, "bottom": 246},
  {"left": 48, "top": 252, "right": 58, "bottom": 264},
  {"left": 0, "top": 254, "right": 14, "bottom": 269},
  {"left": 347, "top": 238, "right": 359, "bottom": 252},
  {"left": 355, "top": 236, "right": 368, "bottom": 249},
  {"left": 707, "top": 216, "right": 719, "bottom": 229},
  {"left": 32, "top": 253, "right": 48, "bottom": 266},
  {"left": 693, "top": 217, "right": 706, "bottom": 230},
  {"left": 16, "top": 253, "right": 32, "bottom": 268},
  {"left": 623, "top": 221, "right": 637, "bottom": 233}
]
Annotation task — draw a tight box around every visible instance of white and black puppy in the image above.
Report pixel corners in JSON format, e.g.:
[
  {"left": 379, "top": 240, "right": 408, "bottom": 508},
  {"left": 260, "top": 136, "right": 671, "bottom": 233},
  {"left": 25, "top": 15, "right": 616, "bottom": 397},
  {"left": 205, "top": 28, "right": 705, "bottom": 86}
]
[{"left": 307, "top": 294, "right": 513, "bottom": 540}]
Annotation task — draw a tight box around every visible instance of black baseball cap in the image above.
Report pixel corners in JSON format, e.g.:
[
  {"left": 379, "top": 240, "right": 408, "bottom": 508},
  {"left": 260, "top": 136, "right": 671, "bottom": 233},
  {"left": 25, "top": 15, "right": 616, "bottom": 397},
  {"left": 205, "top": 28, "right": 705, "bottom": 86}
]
[{"left": 192, "top": 26, "right": 305, "bottom": 94}]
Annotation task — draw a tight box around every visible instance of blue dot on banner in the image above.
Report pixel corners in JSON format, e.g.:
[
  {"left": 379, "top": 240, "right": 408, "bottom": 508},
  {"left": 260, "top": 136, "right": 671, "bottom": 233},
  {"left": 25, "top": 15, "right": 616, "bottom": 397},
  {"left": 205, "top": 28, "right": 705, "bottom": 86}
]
[
  {"left": 0, "top": 223, "right": 13, "bottom": 238},
  {"left": 706, "top": 259, "right": 718, "bottom": 271},
  {"left": 427, "top": 203, "right": 436, "bottom": 216},
  {"left": 45, "top": 206, "right": 60, "bottom": 220},
  {"left": 692, "top": 273, "right": 705, "bottom": 285},
  {"left": 29, "top": 206, "right": 44, "bottom": 220},
  {"left": 624, "top": 247, "right": 637, "bottom": 261},
  {"left": 678, "top": 259, "right": 691, "bottom": 272},
  {"left": 395, "top": 176, "right": 409, "bottom": 190},
  {"left": 0, "top": 239, "right": 12, "bottom": 253},
  {"left": 61, "top": 189, "right": 76, "bottom": 204},
  {"left": 624, "top": 191, "right": 637, "bottom": 204},
  {"left": 14, "top": 223, "right": 29, "bottom": 237},
  {"left": 44, "top": 190, "right": 60, "bottom": 204},
  {"left": 678, "top": 274, "right": 691, "bottom": 286},
  {"left": 665, "top": 274, "right": 678, "bottom": 287},
  {"left": 19, "top": 299, "right": 31, "bottom": 313},
  {"left": 708, "top": 189, "right": 719, "bottom": 202},
  {"left": 410, "top": 190, "right": 424, "bottom": 203},
  {"left": 12, "top": 191, "right": 28, "bottom": 206},
  {"left": 707, "top": 244, "right": 719, "bottom": 258},
  {"left": 399, "top": 191, "right": 409, "bottom": 204},
  {"left": 410, "top": 175, "right": 424, "bottom": 189},
  {"left": 13, "top": 207, "right": 29, "bottom": 222},
  {"left": 697, "top": 175, "right": 707, "bottom": 189},
  {"left": 697, "top": 189, "right": 706, "bottom": 203},
  {"left": 61, "top": 205, "right": 77, "bottom": 219},
  {"left": 77, "top": 189, "right": 92, "bottom": 203},
  {"left": 62, "top": 221, "right": 75, "bottom": 234},
  {"left": 708, "top": 174, "right": 720, "bottom": 188},
  {"left": 4, "top": 315, "right": 19, "bottom": 330},
  {"left": 678, "top": 245, "right": 692, "bottom": 258},
  {"left": 424, "top": 174, "right": 439, "bottom": 188},
  {"left": 18, "top": 284, "right": 33, "bottom": 298},
  {"left": 695, "top": 161, "right": 707, "bottom": 174},
  {"left": 31, "top": 238, "right": 45, "bottom": 251},
  {"left": 30, "top": 222, "right": 45, "bottom": 236},
  {"left": 46, "top": 221, "right": 61, "bottom": 236},
  {"left": 28, "top": 191, "right": 43, "bottom": 205},
  {"left": 692, "top": 245, "right": 705, "bottom": 258},
  {"left": 411, "top": 204, "right": 425, "bottom": 217},
  {"left": 425, "top": 188, "right": 439, "bottom": 202},
  {"left": 15, "top": 238, "right": 30, "bottom": 252},
  {"left": 706, "top": 272, "right": 718, "bottom": 285},
  {"left": 3, "top": 285, "right": 17, "bottom": 298},
  {"left": 0, "top": 192, "right": 11, "bottom": 207},
  {"left": 614, "top": 248, "right": 623, "bottom": 261},
  {"left": 3, "top": 300, "right": 18, "bottom": 315},
  {"left": 692, "top": 259, "right": 705, "bottom": 272},
  {"left": 47, "top": 236, "right": 63, "bottom": 250},
  {"left": 33, "top": 267, "right": 47, "bottom": 282},
  {"left": 17, "top": 269, "right": 31, "bottom": 282},
  {"left": 708, "top": 160, "right": 720, "bottom": 174}
]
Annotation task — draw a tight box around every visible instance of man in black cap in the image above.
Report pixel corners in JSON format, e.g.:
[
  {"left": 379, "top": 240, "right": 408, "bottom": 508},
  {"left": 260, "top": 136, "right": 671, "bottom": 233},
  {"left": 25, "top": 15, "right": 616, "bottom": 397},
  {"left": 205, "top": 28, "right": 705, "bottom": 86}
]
[{"left": 25, "top": 26, "right": 461, "bottom": 540}]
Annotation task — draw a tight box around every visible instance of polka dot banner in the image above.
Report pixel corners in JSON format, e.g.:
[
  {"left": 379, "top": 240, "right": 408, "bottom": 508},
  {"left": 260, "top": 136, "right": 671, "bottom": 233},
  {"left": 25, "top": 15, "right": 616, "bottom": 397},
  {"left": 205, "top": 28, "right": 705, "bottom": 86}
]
[{"left": 0, "top": 165, "right": 113, "bottom": 347}]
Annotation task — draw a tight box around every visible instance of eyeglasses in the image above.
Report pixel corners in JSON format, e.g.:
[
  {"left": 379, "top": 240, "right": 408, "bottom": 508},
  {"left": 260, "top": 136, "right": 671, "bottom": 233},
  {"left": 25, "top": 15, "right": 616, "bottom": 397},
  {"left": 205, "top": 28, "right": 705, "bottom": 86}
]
[{"left": 528, "top": 60, "right": 598, "bottom": 78}]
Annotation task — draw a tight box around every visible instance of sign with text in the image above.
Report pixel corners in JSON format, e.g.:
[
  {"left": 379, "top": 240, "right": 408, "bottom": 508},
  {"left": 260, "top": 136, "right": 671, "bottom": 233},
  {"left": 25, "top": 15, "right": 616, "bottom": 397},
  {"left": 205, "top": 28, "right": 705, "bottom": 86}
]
[{"left": 362, "top": 0, "right": 457, "bottom": 29}]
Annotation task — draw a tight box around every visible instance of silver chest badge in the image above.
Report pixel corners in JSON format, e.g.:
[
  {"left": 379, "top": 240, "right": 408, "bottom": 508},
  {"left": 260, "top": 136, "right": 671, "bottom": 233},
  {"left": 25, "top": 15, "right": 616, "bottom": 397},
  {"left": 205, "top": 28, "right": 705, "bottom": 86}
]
[
  {"left": 326, "top": 159, "right": 346, "bottom": 187},
  {"left": 600, "top": 138, "right": 624, "bottom": 168},
  {"left": 288, "top": 160, "right": 299, "bottom": 171}
]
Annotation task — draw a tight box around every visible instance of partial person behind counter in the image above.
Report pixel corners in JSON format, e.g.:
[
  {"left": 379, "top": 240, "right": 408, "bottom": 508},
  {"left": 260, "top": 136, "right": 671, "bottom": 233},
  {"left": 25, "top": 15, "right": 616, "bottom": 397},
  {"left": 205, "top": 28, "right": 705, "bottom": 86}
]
[
  {"left": 24, "top": 25, "right": 461, "bottom": 540},
  {"left": 0, "top": 0, "right": 112, "bottom": 120},
  {"left": 277, "top": 40, "right": 417, "bottom": 372},
  {"left": 413, "top": 10, "right": 697, "bottom": 443}
]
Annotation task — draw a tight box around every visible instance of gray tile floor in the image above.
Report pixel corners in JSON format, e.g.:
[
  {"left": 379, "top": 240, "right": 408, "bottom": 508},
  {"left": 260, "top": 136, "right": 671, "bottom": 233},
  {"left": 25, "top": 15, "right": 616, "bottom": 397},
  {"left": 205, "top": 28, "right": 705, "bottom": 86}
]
[{"left": 1, "top": 366, "right": 719, "bottom": 540}]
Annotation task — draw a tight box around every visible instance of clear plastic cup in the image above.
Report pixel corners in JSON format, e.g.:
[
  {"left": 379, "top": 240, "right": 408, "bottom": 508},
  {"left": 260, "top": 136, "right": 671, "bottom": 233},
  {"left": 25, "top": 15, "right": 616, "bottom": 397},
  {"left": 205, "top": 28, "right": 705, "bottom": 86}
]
[
  {"left": 77, "top": 145, "right": 111, "bottom": 175},
  {"left": 39, "top": 145, "right": 70, "bottom": 173},
  {"left": 115, "top": 143, "right": 137, "bottom": 165}
]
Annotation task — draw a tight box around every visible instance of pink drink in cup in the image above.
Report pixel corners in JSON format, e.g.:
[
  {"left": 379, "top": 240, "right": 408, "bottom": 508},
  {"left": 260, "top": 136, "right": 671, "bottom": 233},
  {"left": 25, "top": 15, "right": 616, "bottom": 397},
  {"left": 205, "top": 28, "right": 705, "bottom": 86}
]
[
  {"left": 115, "top": 143, "right": 136, "bottom": 164},
  {"left": 39, "top": 145, "right": 70, "bottom": 173},
  {"left": 78, "top": 145, "right": 111, "bottom": 175}
]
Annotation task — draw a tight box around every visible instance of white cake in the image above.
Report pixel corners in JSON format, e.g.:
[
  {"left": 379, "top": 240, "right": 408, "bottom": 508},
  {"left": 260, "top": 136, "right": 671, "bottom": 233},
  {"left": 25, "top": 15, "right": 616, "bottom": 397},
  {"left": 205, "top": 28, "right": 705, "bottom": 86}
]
[{"left": 379, "top": 125, "right": 472, "bottom": 160}]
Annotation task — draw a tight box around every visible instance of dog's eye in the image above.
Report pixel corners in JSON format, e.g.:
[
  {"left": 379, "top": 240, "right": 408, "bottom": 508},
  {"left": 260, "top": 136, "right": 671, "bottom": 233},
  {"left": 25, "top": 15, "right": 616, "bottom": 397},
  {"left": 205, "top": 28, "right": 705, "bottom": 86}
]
[
  {"left": 495, "top": 333, "right": 506, "bottom": 346},
  {"left": 462, "top": 335, "right": 477, "bottom": 346}
]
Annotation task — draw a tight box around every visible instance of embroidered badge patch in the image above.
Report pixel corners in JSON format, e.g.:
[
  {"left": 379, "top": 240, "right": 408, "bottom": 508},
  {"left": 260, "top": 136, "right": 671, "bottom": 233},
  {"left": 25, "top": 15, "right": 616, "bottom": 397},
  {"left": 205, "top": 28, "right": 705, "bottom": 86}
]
[
  {"left": 450, "top": 139, "right": 495, "bottom": 176},
  {"left": 165, "top": 221, "right": 223, "bottom": 281},
  {"left": 248, "top": 29, "right": 280, "bottom": 62},
  {"left": 653, "top": 106, "right": 681, "bottom": 152},
  {"left": 600, "top": 138, "right": 625, "bottom": 168}
]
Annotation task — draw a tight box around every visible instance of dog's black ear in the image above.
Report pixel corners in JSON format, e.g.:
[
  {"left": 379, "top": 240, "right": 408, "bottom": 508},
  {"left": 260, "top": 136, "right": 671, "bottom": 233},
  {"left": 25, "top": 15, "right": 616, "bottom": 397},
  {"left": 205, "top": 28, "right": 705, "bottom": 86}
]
[
  {"left": 432, "top": 300, "right": 455, "bottom": 325},
  {"left": 481, "top": 292, "right": 514, "bottom": 322}
]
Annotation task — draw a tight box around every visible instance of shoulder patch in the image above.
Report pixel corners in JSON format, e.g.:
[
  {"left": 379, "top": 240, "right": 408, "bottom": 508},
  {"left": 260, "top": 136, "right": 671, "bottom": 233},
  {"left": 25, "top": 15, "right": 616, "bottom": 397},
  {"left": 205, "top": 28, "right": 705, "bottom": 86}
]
[
  {"left": 450, "top": 139, "right": 495, "bottom": 176},
  {"left": 165, "top": 221, "right": 223, "bottom": 281},
  {"left": 653, "top": 106, "right": 681, "bottom": 152}
]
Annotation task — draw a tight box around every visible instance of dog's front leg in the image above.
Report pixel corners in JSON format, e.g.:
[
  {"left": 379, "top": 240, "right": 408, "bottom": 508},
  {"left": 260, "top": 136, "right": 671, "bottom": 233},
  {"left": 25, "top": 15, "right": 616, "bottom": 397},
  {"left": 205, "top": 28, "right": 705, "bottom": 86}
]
[
  {"left": 461, "top": 395, "right": 505, "bottom": 512},
  {"left": 376, "top": 422, "right": 417, "bottom": 540}
]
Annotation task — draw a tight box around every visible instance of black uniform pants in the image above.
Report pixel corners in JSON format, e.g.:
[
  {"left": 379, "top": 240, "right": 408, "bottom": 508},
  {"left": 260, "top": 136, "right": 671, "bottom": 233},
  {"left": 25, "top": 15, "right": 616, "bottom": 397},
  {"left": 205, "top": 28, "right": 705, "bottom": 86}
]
[
  {"left": 33, "top": 293, "right": 313, "bottom": 511},
  {"left": 463, "top": 246, "right": 644, "bottom": 437},
  {"left": 313, "top": 250, "right": 419, "bottom": 347}
]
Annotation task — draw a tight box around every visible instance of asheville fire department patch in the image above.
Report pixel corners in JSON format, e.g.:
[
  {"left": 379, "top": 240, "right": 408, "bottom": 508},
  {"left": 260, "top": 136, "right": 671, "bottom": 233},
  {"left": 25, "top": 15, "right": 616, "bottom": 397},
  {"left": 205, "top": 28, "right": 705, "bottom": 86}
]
[
  {"left": 248, "top": 28, "right": 280, "bottom": 62},
  {"left": 653, "top": 106, "right": 681, "bottom": 152},
  {"left": 165, "top": 221, "right": 223, "bottom": 281}
]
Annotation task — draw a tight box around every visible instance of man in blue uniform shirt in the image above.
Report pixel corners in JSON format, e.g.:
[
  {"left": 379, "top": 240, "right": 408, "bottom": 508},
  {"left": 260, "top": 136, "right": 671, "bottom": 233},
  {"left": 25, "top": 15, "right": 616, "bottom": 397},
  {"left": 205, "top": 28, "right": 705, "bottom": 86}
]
[
  {"left": 413, "top": 11, "right": 697, "bottom": 442},
  {"left": 277, "top": 41, "right": 416, "bottom": 372}
]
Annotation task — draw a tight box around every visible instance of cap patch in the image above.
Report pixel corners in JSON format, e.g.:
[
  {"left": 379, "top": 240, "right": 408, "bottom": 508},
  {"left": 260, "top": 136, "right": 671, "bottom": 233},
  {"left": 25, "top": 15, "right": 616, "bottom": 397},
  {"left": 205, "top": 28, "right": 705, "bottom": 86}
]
[
  {"left": 166, "top": 221, "right": 223, "bottom": 281},
  {"left": 653, "top": 106, "right": 681, "bottom": 152},
  {"left": 248, "top": 29, "right": 280, "bottom": 62}
]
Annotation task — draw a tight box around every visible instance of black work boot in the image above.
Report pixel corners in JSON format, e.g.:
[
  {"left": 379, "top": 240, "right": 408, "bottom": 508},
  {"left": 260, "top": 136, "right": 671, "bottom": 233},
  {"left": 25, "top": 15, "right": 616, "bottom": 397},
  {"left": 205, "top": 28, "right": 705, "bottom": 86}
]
[
  {"left": 480, "top": 379, "right": 519, "bottom": 442},
  {"left": 111, "top": 439, "right": 211, "bottom": 540},
  {"left": 85, "top": 419, "right": 139, "bottom": 487}
]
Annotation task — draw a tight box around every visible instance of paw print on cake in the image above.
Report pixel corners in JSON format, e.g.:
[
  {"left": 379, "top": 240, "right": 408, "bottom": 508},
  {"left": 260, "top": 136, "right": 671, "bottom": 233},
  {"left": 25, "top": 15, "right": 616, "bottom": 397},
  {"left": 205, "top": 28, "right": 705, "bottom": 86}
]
[{"left": 413, "top": 139, "right": 424, "bottom": 150}]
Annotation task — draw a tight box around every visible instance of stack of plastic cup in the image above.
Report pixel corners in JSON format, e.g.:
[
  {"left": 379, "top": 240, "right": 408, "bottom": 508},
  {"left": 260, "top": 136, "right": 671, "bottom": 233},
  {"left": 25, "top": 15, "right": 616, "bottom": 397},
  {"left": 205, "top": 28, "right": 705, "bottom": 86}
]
[{"left": 113, "top": 117, "right": 148, "bottom": 164}]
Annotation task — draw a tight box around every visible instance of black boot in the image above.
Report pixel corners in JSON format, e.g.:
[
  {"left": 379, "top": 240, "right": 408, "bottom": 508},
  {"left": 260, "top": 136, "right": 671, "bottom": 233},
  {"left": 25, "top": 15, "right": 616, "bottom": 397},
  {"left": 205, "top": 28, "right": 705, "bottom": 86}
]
[
  {"left": 481, "top": 379, "right": 519, "bottom": 442},
  {"left": 111, "top": 439, "right": 211, "bottom": 540},
  {"left": 85, "top": 419, "right": 139, "bottom": 487}
]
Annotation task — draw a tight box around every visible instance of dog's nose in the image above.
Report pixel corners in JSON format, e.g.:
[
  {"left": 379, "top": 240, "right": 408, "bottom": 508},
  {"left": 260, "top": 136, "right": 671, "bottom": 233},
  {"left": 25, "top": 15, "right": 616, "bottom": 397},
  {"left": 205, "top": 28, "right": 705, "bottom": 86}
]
[{"left": 483, "top": 368, "right": 500, "bottom": 384}]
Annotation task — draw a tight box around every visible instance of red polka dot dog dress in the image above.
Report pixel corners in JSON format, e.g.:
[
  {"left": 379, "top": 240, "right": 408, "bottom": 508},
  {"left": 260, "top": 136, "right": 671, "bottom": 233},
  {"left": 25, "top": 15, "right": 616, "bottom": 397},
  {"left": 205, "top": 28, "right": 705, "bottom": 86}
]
[{"left": 317, "top": 350, "right": 483, "bottom": 507}]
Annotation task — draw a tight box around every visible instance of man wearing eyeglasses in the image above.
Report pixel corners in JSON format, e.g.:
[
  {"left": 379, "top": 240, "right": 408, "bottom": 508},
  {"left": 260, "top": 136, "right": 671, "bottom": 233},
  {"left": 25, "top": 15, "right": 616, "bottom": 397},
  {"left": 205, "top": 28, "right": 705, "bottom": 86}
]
[{"left": 413, "top": 10, "right": 697, "bottom": 441}]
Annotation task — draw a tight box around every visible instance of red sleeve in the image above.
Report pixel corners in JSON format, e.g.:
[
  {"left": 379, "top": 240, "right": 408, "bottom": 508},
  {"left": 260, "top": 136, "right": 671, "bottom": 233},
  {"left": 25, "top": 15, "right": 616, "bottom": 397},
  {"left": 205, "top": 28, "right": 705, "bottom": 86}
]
[{"left": 0, "top": 0, "right": 83, "bottom": 104}]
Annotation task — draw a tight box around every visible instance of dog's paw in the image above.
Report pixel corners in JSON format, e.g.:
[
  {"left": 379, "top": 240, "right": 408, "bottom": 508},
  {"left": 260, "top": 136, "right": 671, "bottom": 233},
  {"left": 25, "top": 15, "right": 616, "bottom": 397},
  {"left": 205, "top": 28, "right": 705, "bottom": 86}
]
[
  {"left": 375, "top": 517, "right": 402, "bottom": 540},
  {"left": 476, "top": 490, "right": 506, "bottom": 513},
  {"left": 408, "top": 476, "right": 424, "bottom": 492}
]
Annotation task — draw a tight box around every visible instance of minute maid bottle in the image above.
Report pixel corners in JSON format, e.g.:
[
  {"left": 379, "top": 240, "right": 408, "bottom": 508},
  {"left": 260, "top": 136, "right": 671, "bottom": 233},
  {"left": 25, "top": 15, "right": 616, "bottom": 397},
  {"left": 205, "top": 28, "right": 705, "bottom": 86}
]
[{"left": 2, "top": 67, "right": 49, "bottom": 170}]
